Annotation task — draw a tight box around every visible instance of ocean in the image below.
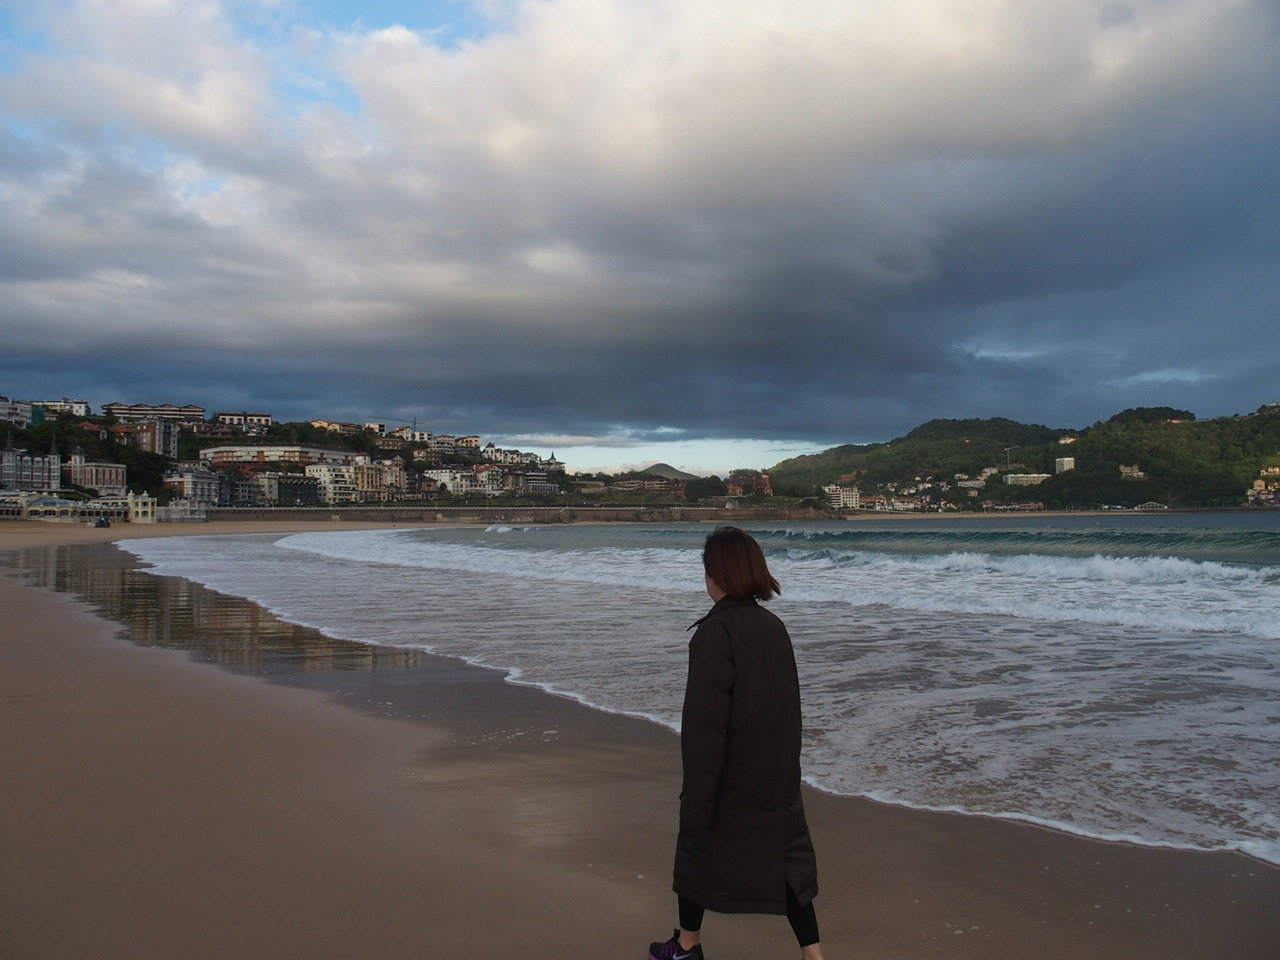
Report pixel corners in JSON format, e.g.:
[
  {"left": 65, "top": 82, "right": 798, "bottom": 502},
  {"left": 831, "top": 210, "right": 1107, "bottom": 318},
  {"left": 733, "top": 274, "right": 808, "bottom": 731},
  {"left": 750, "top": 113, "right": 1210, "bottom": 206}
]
[{"left": 119, "top": 512, "right": 1280, "bottom": 866}]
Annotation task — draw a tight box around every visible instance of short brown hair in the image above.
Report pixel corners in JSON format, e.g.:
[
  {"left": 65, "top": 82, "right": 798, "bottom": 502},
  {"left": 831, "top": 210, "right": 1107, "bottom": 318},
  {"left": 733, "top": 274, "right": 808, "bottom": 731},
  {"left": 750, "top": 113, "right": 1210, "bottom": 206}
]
[{"left": 702, "top": 526, "right": 780, "bottom": 601}]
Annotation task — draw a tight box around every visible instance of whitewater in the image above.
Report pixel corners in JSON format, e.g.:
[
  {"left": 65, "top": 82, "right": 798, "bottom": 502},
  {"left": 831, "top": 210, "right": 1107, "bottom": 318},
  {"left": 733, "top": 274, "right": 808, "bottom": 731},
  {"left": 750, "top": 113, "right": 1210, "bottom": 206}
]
[{"left": 120, "top": 513, "right": 1280, "bottom": 866}]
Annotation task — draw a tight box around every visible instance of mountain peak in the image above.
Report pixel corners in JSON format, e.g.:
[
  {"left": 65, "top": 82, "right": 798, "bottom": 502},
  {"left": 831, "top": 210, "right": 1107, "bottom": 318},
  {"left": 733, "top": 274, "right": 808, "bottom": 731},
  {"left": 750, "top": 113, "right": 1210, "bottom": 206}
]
[{"left": 642, "top": 462, "right": 698, "bottom": 481}]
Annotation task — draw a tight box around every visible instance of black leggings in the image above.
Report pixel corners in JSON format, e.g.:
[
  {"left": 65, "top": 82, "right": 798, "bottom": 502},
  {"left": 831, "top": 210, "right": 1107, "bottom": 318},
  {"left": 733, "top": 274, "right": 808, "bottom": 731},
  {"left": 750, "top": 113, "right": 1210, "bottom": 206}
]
[{"left": 678, "top": 887, "right": 820, "bottom": 948}]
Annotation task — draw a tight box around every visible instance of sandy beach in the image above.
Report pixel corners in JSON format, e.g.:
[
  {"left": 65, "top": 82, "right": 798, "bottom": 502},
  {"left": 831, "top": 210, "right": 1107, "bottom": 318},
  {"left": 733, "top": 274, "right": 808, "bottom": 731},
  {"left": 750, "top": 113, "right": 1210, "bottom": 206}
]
[{"left": 2, "top": 519, "right": 1278, "bottom": 959}]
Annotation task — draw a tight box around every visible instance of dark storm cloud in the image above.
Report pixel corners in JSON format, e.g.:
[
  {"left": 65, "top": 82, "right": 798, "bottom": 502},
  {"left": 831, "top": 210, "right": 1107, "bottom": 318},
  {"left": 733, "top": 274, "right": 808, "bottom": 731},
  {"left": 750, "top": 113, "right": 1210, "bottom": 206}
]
[{"left": 2, "top": 0, "right": 1279, "bottom": 457}]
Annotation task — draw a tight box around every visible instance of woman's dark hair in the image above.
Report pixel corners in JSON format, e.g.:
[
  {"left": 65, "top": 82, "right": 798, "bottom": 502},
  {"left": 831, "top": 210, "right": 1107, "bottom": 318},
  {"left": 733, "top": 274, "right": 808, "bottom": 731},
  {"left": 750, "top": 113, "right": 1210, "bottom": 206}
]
[{"left": 702, "top": 526, "right": 780, "bottom": 601}]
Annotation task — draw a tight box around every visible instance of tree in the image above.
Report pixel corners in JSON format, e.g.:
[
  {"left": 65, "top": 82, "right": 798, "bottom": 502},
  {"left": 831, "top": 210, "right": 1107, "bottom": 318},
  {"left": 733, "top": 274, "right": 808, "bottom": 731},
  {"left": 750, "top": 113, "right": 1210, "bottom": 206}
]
[{"left": 684, "top": 475, "right": 728, "bottom": 500}]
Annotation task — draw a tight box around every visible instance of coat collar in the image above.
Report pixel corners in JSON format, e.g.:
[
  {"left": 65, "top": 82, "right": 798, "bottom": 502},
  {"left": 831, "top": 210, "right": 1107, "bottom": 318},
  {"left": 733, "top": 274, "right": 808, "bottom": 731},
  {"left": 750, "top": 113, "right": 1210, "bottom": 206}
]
[{"left": 688, "top": 595, "right": 758, "bottom": 631}]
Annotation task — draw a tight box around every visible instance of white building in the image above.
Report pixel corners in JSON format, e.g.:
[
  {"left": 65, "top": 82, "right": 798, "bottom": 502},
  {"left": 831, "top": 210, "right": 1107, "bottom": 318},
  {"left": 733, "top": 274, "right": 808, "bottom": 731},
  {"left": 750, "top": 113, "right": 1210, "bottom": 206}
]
[
  {"left": 389, "top": 426, "right": 429, "bottom": 442},
  {"left": 305, "top": 463, "right": 359, "bottom": 504},
  {"left": 1, "top": 437, "right": 61, "bottom": 492},
  {"left": 471, "top": 464, "right": 507, "bottom": 496},
  {"left": 427, "top": 435, "right": 459, "bottom": 455},
  {"left": 821, "top": 484, "right": 861, "bottom": 509},
  {"left": 0, "top": 396, "right": 40, "bottom": 428},
  {"left": 1004, "top": 473, "right": 1051, "bottom": 486},
  {"left": 36, "top": 398, "right": 92, "bottom": 417},
  {"left": 483, "top": 443, "right": 540, "bottom": 466},
  {"left": 163, "top": 466, "right": 222, "bottom": 505},
  {"left": 419, "top": 468, "right": 474, "bottom": 497},
  {"left": 1055, "top": 457, "right": 1076, "bottom": 473}
]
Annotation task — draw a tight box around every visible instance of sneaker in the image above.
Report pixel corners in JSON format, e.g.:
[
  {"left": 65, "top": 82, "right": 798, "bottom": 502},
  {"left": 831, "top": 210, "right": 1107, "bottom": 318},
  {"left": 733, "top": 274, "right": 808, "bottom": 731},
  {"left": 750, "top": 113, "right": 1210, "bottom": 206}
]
[{"left": 648, "top": 929, "right": 705, "bottom": 960}]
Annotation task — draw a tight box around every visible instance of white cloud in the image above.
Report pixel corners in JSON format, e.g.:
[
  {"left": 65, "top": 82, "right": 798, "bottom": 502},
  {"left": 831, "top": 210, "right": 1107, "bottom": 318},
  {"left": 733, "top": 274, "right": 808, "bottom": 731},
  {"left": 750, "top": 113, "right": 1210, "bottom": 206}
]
[
  {"left": 8, "top": 0, "right": 1273, "bottom": 315},
  {"left": 2, "top": 0, "right": 1277, "bottom": 443},
  {"left": 1115, "top": 368, "right": 1216, "bottom": 386}
]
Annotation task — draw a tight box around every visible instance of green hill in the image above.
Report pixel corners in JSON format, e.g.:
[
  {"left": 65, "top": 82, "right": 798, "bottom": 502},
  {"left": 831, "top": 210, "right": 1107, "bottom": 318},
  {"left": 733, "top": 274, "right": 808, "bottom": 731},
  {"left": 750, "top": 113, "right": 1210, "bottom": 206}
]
[
  {"left": 902, "top": 417, "right": 1063, "bottom": 446},
  {"left": 769, "top": 417, "right": 1066, "bottom": 494},
  {"left": 769, "top": 406, "right": 1280, "bottom": 508}
]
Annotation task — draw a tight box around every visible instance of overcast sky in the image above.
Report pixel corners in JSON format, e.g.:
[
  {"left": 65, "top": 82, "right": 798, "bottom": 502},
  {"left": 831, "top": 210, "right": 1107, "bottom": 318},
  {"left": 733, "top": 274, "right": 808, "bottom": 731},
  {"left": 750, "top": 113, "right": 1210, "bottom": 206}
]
[{"left": 2, "top": 1, "right": 1277, "bottom": 473}]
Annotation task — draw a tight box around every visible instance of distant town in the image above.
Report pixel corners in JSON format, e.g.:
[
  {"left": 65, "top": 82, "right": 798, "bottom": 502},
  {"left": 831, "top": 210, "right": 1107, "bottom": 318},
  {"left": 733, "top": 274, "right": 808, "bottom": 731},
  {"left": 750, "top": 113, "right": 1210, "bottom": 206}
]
[
  {"left": 3, "top": 394, "right": 1278, "bottom": 522},
  {"left": 0, "top": 395, "right": 777, "bottom": 523}
]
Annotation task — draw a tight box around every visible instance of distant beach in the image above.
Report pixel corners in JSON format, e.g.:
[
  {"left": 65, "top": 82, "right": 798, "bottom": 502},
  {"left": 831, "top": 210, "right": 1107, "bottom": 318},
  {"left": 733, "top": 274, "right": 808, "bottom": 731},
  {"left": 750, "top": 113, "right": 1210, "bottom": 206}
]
[{"left": 2, "top": 518, "right": 1278, "bottom": 959}]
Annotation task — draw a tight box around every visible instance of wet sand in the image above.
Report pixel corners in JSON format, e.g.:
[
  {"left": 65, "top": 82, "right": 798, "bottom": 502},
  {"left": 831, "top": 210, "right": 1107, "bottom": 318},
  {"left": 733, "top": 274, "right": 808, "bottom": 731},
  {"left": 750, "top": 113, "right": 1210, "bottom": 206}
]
[{"left": 2, "top": 519, "right": 1278, "bottom": 959}]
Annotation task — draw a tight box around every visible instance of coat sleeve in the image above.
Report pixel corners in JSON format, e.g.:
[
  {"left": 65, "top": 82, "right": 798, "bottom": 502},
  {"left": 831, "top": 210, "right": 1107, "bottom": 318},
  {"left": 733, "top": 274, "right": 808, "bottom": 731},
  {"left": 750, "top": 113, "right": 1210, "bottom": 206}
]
[{"left": 679, "top": 618, "right": 735, "bottom": 842}]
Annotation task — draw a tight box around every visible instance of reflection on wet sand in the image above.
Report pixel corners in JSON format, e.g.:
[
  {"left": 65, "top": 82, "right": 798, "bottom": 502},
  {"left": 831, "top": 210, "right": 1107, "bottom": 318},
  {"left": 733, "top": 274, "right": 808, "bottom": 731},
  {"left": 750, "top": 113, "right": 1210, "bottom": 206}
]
[
  {"left": 8, "top": 540, "right": 425, "bottom": 676},
  {"left": 2, "top": 538, "right": 680, "bottom": 870}
]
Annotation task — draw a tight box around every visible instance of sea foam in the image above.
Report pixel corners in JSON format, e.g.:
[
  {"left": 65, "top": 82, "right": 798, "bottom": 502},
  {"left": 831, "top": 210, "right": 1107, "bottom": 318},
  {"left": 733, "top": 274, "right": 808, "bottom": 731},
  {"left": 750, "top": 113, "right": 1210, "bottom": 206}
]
[{"left": 120, "top": 519, "right": 1280, "bottom": 867}]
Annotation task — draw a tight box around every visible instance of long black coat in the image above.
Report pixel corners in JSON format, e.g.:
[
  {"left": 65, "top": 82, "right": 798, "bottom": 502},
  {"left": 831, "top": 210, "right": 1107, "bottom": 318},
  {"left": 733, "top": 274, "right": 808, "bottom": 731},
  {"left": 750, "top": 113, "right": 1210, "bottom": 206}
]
[{"left": 672, "top": 596, "right": 819, "bottom": 914}]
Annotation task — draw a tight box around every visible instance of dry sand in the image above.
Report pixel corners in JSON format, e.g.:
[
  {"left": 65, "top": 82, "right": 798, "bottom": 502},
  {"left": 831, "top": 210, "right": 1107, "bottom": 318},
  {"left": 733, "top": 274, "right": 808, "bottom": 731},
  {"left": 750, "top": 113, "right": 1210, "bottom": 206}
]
[{"left": 2, "top": 518, "right": 1278, "bottom": 959}]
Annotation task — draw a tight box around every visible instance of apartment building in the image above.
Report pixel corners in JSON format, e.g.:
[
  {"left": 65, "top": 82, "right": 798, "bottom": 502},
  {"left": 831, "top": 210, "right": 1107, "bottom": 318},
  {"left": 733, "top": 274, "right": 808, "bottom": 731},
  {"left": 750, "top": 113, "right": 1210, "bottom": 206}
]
[
  {"left": 419, "top": 467, "right": 480, "bottom": 497},
  {"left": 215, "top": 411, "right": 275, "bottom": 434},
  {"left": 102, "top": 402, "right": 205, "bottom": 424},
  {"left": 200, "top": 445, "right": 357, "bottom": 468},
  {"left": 389, "top": 426, "right": 432, "bottom": 443},
  {"left": 0, "top": 396, "right": 43, "bottom": 429},
  {"left": 427, "top": 434, "right": 459, "bottom": 454},
  {"left": 35, "top": 398, "right": 92, "bottom": 417},
  {"left": 1, "top": 437, "right": 60, "bottom": 492},
  {"left": 219, "top": 471, "right": 261, "bottom": 506},
  {"left": 821, "top": 484, "right": 861, "bottom": 509},
  {"left": 305, "top": 463, "right": 359, "bottom": 503},
  {"left": 352, "top": 459, "right": 408, "bottom": 501},
  {"left": 184, "top": 421, "right": 236, "bottom": 439},
  {"left": 471, "top": 463, "right": 506, "bottom": 496},
  {"left": 308, "top": 419, "right": 363, "bottom": 436},
  {"left": 111, "top": 420, "right": 180, "bottom": 459},
  {"left": 163, "top": 466, "right": 222, "bottom": 505},
  {"left": 254, "top": 472, "right": 321, "bottom": 506}
]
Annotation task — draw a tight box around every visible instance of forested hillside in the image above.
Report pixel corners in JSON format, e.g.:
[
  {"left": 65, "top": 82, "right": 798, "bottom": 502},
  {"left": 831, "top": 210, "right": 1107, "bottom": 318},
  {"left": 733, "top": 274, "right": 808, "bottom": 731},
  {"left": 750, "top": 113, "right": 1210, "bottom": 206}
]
[
  {"left": 4, "top": 417, "right": 171, "bottom": 495},
  {"left": 770, "top": 405, "right": 1280, "bottom": 508}
]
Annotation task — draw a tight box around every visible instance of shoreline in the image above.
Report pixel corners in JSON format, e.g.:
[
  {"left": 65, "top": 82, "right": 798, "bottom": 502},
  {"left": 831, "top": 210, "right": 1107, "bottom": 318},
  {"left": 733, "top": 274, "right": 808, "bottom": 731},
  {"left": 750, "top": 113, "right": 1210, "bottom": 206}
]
[
  {"left": 3, "top": 519, "right": 1279, "bottom": 958},
  {"left": 0, "top": 501, "right": 1266, "bottom": 547},
  {"left": 26, "top": 518, "right": 1277, "bottom": 868}
]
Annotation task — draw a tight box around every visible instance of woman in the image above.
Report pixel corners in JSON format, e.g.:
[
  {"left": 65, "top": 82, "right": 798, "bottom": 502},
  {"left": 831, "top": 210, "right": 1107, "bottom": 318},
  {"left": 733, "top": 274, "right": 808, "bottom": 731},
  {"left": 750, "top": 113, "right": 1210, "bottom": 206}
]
[{"left": 650, "top": 527, "right": 824, "bottom": 960}]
